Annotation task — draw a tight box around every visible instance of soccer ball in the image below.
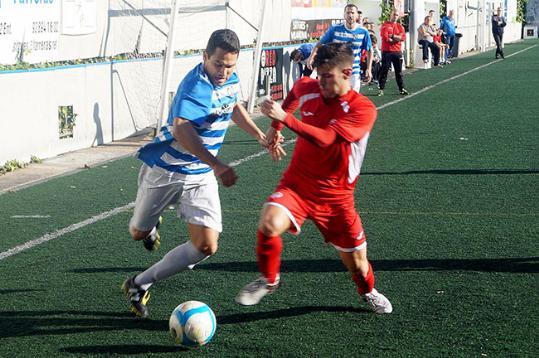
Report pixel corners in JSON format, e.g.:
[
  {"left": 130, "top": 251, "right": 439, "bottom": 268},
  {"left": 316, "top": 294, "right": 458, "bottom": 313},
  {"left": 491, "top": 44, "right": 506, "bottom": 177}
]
[{"left": 169, "top": 300, "right": 217, "bottom": 346}]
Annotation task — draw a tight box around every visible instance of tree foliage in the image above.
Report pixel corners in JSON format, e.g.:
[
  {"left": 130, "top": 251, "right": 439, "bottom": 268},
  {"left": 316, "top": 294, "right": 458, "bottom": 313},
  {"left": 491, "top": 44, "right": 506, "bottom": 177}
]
[
  {"left": 379, "top": 0, "right": 394, "bottom": 24},
  {"left": 517, "top": 0, "right": 528, "bottom": 24}
]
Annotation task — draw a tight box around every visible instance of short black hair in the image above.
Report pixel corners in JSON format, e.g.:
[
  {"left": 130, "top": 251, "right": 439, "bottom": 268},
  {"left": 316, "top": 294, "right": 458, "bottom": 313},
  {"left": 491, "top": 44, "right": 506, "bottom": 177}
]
[
  {"left": 290, "top": 49, "right": 301, "bottom": 61},
  {"left": 344, "top": 3, "right": 359, "bottom": 12},
  {"left": 313, "top": 42, "right": 354, "bottom": 69},
  {"left": 205, "top": 29, "right": 240, "bottom": 57}
]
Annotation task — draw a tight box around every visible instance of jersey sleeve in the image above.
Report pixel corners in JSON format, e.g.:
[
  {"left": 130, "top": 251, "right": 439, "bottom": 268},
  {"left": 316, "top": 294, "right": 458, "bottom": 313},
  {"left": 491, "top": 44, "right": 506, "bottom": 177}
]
[
  {"left": 281, "top": 82, "right": 301, "bottom": 113},
  {"left": 319, "top": 26, "right": 335, "bottom": 44},
  {"left": 272, "top": 77, "right": 317, "bottom": 131},
  {"left": 330, "top": 96, "right": 377, "bottom": 142},
  {"left": 380, "top": 23, "right": 391, "bottom": 42},
  {"left": 283, "top": 113, "right": 337, "bottom": 147},
  {"left": 363, "top": 30, "right": 372, "bottom": 51},
  {"left": 398, "top": 24, "right": 406, "bottom": 40},
  {"left": 172, "top": 80, "right": 211, "bottom": 126}
]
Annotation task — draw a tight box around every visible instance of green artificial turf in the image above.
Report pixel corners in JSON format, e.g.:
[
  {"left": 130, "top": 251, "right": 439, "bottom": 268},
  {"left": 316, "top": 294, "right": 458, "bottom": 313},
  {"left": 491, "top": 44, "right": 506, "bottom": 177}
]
[{"left": 0, "top": 40, "right": 537, "bottom": 357}]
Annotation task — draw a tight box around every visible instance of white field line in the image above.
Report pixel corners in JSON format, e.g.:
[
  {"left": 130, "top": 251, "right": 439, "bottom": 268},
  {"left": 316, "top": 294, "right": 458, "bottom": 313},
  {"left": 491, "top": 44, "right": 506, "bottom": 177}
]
[
  {"left": 377, "top": 44, "right": 537, "bottom": 111},
  {"left": 0, "top": 141, "right": 297, "bottom": 261},
  {"left": 11, "top": 215, "right": 51, "bottom": 219},
  {"left": 1, "top": 44, "right": 536, "bottom": 261},
  {"left": 228, "top": 139, "right": 296, "bottom": 167},
  {"left": 0, "top": 203, "right": 135, "bottom": 260}
]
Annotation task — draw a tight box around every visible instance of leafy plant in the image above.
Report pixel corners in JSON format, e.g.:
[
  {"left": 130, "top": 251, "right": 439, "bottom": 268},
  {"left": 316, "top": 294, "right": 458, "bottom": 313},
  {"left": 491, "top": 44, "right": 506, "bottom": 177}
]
[
  {"left": 0, "top": 159, "right": 27, "bottom": 175},
  {"left": 517, "top": 0, "right": 528, "bottom": 24},
  {"left": 59, "top": 105, "right": 77, "bottom": 139},
  {"left": 440, "top": 0, "right": 447, "bottom": 17},
  {"left": 30, "top": 156, "right": 42, "bottom": 164},
  {"left": 379, "top": 0, "right": 394, "bottom": 24}
]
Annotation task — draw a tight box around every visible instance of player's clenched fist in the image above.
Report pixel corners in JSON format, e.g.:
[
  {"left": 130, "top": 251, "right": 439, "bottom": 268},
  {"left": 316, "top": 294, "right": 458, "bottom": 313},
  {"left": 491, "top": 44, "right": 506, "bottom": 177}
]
[
  {"left": 260, "top": 99, "right": 287, "bottom": 122},
  {"left": 214, "top": 163, "right": 238, "bottom": 187}
]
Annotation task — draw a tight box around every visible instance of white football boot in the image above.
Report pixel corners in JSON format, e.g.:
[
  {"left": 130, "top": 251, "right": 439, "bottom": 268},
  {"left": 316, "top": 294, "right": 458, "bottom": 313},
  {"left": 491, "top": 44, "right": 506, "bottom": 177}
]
[
  {"left": 235, "top": 277, "right": 279, "bottom": 306},
  {"left": 364, "top": 288, "right": 393, "bottom": 314}
]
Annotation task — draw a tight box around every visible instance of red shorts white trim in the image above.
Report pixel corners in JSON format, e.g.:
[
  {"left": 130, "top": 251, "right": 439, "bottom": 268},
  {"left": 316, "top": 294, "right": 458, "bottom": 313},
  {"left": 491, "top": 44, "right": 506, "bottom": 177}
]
[{"left": 265, "top": 186, "right": 366, "bottom": 252}]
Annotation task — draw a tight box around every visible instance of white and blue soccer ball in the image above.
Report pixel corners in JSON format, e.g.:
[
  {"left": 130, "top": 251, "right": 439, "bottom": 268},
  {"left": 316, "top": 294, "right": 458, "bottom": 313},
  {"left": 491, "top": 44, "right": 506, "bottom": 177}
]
[{"left": 169, "top": 300, "right": 217, "bottom": 346}]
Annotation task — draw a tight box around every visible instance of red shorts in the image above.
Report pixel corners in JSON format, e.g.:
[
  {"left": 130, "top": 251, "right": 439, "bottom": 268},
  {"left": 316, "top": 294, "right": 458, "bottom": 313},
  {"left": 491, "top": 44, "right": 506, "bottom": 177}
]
[{"left": 265, "top": 186, "right": 366, "bottom": 252}]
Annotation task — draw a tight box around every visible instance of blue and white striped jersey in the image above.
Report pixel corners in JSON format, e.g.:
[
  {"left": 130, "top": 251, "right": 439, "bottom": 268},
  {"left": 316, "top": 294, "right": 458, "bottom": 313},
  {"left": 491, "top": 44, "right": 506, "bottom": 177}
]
[
  {"left": 137, "top": 63, "right": 240, "bottom": 175},
  {"left": 319, "top": 24, "right": 372, "bottom": 77}
]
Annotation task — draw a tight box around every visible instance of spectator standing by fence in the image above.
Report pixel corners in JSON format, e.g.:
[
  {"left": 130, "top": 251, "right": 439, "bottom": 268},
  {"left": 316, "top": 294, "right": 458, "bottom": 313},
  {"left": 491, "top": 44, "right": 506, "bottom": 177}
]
[
  {"left": 440, "top": 10, "right": 457, "bottom": 61},
  {"left": 377, "top": 10, "right": 408, "bottom": 96},
  {"left": 492, "top": 7, "right": 507, "bottom": 59}
]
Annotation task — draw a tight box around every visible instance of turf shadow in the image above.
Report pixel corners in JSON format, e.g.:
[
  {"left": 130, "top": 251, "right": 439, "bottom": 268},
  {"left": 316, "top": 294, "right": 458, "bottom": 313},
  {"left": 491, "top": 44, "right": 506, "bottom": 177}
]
[
  {"left": 60, "top": 344, "right": 186, "bottom": 355},
  {"left": 361, "top": 169, "right": 539, "bottom": 175},
  {"left": 0, "top": 310, "right": 167, "bottom": 338},
  {"left": 69, "top": 266, "right": 146, "bottom": 273},
  {"left": 196, "top": 257, "right": 539, "bottom": 274},
  {"left": 0, "top": 288, "right": 44, "bottom": 295},
  {"left": 362, "top": 168, "right": 539, "bottom": 176},
  {"left": 217, "top": 305, "right": 369, "bottom": 324}
]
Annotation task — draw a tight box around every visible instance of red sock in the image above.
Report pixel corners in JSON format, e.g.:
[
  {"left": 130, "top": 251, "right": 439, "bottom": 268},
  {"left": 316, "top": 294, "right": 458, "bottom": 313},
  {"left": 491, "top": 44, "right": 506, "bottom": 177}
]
[
  {"left": 256, "top": 230, "right": 282, "bottom": 285},
  {"left": 352, "top": 262, "right": 375, "bottom": 295}
]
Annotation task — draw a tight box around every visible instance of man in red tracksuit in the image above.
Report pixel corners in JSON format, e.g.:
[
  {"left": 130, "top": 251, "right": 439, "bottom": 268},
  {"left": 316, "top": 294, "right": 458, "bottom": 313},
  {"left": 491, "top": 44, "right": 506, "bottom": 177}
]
[{"left": 377, "top": 10, "right": 408, "bottom": 96}]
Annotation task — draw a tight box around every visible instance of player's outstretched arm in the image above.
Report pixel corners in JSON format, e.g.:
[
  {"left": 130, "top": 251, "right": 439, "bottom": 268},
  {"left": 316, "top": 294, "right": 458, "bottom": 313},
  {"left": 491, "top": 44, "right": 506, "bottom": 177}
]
[
  {"left": 305, "top": 42, "right": 320, "bottom": 70},
  {"left": 231, "top": 103, "right": 268, "bottom": 147},
  {"left": 261, "top": 99, "right": 337, "bottom": 148},
  {"left": 172, "top": 117, "right": 237, "bottom": 187}
]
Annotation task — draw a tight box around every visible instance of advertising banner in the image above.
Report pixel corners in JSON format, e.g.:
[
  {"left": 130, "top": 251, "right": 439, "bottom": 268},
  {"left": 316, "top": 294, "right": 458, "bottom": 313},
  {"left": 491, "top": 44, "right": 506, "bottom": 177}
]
[
  {"left": 0, "top": 1, "right": 60, "bottom": 64},
  {"left": 290, "top": 18, "right": 341, "bottom": 40},
  {"left": 257, "top": 47, "right": 284, "bottom": 101}
]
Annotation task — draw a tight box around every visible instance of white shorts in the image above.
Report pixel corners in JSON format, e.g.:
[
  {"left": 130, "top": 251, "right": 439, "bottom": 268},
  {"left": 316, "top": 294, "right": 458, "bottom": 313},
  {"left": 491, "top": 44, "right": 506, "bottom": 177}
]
[
  {"left": 351, "top": 74, "right": 361, "bottom": 92},
  {"left": 130, "top": 164, "right": 222, "bottom": 233}
]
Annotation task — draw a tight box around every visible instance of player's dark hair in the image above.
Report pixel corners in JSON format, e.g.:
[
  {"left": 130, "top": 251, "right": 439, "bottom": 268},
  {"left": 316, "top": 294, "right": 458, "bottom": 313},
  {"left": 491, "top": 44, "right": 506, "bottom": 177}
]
[
  {"left": 344, "top": 3, "right": 359, "bottom": 12},
  {"left": 205, "top": 29, "right": 240, "bottom": 56},
  {"left": 290, "top": 49, "right": 301, "bottom": 61},
  {"left": 312, "top": 43, "right": 354, "bottom": 69}
]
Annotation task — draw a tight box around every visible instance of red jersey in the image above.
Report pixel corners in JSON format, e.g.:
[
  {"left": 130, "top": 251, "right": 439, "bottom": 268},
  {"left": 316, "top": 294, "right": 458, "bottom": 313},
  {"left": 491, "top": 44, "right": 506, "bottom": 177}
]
[
  {"left": 380, "top": 21, "right": 406, "bottom": 52},
  {"left": 433, "top": 34, "right": 442, "bottom": 43},
  {"left": 278, "top": 77, "right": 377, "bottom": 202}
]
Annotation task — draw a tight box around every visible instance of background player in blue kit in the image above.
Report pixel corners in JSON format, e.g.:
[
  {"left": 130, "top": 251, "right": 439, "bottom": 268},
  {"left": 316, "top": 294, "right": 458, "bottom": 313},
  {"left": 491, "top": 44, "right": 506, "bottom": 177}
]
[
  {"left": 290, "top": 43, "right": 314, "bottom": 78},
  {"left": 306, "top": 3, "right": 372, "bottom": 92}
]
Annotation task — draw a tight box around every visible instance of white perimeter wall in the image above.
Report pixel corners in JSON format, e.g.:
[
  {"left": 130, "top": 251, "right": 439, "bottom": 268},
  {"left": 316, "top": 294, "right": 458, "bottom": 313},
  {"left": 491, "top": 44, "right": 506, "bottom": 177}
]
[
  {"left": 0, "top": 64, "right": 112, "bottom": 164},
  {"left": 0, "top": 45, "right": 301, "bottom": 164},
  {"left": 0, "top": 0, "right": 523, "bottom": 165}
]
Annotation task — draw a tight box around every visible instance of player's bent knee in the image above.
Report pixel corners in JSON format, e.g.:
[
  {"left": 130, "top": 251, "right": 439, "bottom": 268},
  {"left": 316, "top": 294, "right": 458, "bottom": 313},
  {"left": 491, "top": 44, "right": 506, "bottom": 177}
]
[
  {"left": 258, "top": 218, "right": 284, "bottom": 237},
  {"left": 196, "top": 242, "right": 218, "bottom": 256},
  {"left": 258, "top": 208, "right": 289, "bottom": 236}
]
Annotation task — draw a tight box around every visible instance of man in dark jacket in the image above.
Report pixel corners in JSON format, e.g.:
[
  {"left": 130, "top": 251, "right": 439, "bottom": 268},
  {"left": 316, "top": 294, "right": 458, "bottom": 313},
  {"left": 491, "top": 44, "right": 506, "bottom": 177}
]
[{"left": 492, "top": 7, "right": 507, "bottom": 59}]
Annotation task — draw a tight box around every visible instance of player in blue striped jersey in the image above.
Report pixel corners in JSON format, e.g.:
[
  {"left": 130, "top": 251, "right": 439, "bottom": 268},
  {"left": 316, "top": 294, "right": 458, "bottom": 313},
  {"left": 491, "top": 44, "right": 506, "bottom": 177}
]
[
  {"left": 306, "top": 3, "right": 372, "bottom": 92},
  {"left": 122, "top": 29, "right": 285, "bottom": 318}
]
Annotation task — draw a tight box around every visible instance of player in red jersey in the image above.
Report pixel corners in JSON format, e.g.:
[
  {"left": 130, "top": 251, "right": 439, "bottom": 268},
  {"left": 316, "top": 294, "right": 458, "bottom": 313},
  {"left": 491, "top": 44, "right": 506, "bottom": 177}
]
[{"left": 235, "top": 43, "right": 392, "bottom": 313}]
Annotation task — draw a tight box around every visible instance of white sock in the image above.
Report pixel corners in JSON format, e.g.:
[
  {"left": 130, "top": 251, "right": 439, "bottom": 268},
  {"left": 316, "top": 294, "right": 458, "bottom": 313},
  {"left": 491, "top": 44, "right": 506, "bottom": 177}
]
[{"left": 134, "top": 241, "right": 208, "bottom": 289}]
